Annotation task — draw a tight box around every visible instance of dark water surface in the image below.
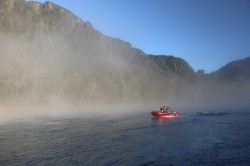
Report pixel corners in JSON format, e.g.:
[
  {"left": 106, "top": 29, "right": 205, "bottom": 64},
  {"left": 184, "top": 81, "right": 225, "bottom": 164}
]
[{"left": 1, "top": 110, "right": 250, "bottom": 166}]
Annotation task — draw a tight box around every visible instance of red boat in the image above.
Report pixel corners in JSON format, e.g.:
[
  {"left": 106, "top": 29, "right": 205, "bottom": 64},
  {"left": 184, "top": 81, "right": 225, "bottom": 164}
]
[{"left": 151, "top": 110, "right": 182, "bottom": 118}]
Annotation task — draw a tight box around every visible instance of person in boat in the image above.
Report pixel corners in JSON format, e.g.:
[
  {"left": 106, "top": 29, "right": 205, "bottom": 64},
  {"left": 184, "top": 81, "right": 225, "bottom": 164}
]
[
  {"left": 160, "top": 104, "right": 170, "bottom": 113},
  {"left": 164, "top": 105, "right": 170, "bottom": 113},
  {"left": 160, "top": 106, "right": 164, "bottom": 112}
]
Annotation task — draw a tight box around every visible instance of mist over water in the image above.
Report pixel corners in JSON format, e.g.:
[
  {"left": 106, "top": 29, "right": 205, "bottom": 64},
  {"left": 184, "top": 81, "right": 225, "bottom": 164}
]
[
  {"left": 0, "top": 32, "right": 250, "bottom": 124},
  {"left": 1, "top": 109, "right": 250, "bottom": 165},
  {"left": 0, "top": 105, "right": 151, "bottom": 124}
]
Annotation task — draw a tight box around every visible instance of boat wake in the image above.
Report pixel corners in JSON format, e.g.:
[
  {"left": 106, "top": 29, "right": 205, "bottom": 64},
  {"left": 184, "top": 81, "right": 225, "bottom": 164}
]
[{"left": 195, "top": 112, "right": 229, "bottom": 116}]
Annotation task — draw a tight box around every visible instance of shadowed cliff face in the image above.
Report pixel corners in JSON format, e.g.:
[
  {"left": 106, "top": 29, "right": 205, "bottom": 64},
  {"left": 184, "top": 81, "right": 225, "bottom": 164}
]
[{"left": 0, "top": 0, "right": 249, "bottom": 112}]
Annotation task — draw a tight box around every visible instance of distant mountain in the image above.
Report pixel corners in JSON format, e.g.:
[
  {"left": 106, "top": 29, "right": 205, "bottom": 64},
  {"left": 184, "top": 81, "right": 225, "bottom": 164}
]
[
  {"left": 148, "top": 55, "right": 195, "bottom": 76},
  {"left": 215, "top": 57, "right": 250, "bottom": 81}
]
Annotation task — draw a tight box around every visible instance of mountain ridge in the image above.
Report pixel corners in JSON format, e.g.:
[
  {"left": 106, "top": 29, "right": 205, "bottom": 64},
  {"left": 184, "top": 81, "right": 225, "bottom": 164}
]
[
  {"left": 215, "top": 57, "right": 250, "bottom": 81},
  {"left": 1, "top": 0, "right": 193, "bottom": 74}
]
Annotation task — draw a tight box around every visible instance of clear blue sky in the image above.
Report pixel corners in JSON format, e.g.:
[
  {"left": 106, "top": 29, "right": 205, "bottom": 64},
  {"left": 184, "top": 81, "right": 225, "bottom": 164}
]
[{"left": 34, "top": 0, "right": 250, "bottom": 73}]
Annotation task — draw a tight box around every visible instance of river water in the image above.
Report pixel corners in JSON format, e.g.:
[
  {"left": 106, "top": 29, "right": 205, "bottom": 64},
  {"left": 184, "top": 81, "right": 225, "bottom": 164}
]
[{"left": 0, "top": 109, "right": 250, "bottom": 166}]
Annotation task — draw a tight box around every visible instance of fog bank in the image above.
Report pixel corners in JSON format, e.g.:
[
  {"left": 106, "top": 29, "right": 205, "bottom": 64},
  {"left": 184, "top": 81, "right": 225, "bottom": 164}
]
[{"left": 1, "top": 33, "right": 250, "bottom": 123}]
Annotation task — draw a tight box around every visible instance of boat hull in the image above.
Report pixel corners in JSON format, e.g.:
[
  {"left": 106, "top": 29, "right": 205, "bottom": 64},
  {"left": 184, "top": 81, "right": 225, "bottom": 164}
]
[{"left": 151, "top": 111, "right": 182, "bottom": 117}]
